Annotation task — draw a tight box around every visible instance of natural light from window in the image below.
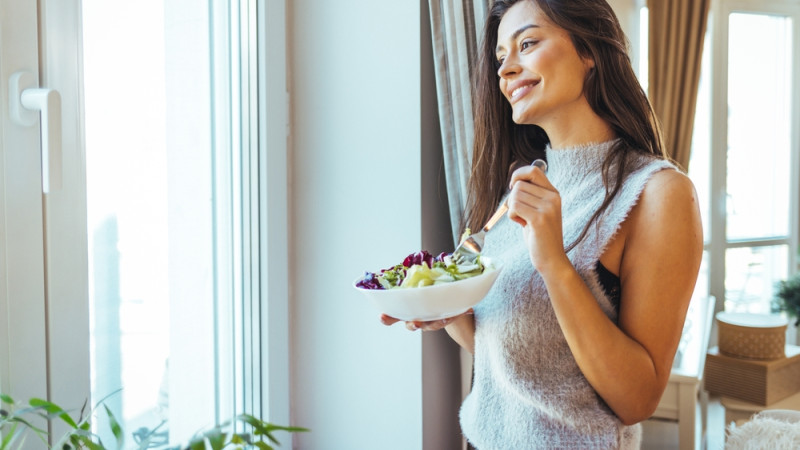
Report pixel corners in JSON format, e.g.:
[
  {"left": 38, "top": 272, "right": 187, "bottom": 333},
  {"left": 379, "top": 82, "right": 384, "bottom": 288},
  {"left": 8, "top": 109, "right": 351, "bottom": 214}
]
[
  {"left": 82, "top": 1, "right": 226, "bottom": 446},
  {"left": 639, "top": 6, "right": 795, "bottom": 316}
]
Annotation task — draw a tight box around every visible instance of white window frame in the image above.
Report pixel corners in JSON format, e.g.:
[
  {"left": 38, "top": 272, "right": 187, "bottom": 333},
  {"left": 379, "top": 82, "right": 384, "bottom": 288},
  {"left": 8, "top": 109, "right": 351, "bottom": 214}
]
[
  {"left": 259, "top": 0, "right": 291, "bottom": 426},
  {"left": 1, "top": 0, "right": 89, "bottom": 440},
  {"left": 1, "top": 0, "right": 290, "bottom": 443},
  {"left": 214, "top": 0, "right": 290, "bottom": 426},
  {"left": 705, "top": 0, "right": 800, "bottom": 343}
]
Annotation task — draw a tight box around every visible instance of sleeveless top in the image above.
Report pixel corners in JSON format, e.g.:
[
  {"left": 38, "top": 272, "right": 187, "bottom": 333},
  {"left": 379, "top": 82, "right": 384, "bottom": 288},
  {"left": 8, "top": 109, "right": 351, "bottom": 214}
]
[{"left": 459, "top": 140, "right": 676, "bottom": 449}]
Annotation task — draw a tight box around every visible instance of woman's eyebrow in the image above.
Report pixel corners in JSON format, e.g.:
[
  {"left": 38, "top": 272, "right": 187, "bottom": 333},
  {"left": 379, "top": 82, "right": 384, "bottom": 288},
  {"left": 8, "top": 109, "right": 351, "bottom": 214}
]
[{"left": 496, "top": 24, "right": 540, "bottom": 53}]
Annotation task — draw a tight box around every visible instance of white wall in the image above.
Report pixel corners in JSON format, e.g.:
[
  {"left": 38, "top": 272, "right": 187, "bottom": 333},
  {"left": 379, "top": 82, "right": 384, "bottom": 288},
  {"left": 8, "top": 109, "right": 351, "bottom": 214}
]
[{"left": 289, "top": 1, "right": 427, "bottom": 449}]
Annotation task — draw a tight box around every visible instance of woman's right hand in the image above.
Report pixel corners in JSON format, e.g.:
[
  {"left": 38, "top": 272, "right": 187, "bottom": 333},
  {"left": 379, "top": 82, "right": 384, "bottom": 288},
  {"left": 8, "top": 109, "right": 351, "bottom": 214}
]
[
  {"left": 507, "top": 163, "right": 569, "bottom": 276},
  {"left": 380, "top": 308, "right": 474, "bottom": 332}
]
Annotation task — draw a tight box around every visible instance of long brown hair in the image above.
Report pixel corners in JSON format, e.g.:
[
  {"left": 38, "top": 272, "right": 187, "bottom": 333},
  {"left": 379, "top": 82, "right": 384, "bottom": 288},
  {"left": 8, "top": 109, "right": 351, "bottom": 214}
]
[{"left": 465, "top": 0, "right": 666, "bottom": 251}]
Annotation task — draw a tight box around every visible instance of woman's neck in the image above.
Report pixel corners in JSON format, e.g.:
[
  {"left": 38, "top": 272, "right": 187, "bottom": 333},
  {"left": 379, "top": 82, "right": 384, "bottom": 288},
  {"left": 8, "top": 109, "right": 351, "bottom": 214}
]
[{"left": 540, "top": 100, "right": 616, "bottom": 149}]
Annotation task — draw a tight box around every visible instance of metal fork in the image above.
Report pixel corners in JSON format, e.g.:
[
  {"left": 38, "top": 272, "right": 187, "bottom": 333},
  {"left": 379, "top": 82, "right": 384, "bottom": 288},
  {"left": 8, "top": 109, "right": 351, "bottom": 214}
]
[{"left": 452, "top": 159, "right": 547, "bottom": 263}]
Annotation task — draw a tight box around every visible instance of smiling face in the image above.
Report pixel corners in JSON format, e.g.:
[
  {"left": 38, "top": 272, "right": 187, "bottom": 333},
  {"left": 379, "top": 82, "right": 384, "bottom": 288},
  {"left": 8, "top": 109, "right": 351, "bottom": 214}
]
[{"left": 495, "top": 1, "right": 595, "bottom": 129}]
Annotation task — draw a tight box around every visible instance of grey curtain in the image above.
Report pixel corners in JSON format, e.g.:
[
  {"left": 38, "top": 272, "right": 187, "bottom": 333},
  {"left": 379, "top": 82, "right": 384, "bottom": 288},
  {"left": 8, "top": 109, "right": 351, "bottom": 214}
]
[
  {"left": 428, "top": 5, "right": 488, "bottom": 443},
  {"left": 428, "top": 0, "right": 487, "bottom": 245}
]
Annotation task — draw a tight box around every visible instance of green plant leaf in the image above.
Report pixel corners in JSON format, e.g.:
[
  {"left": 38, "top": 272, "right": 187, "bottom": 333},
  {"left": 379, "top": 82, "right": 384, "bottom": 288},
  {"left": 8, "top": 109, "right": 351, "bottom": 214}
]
[
  {"left": 8, "top": 416, "right": 48, "bottom": 434},
  {"left": 189, "top": 437, "right": 206, "bottom": 450},
  {"left": 28, "top": 397, "right": 78, "bottom": 428},
  {"left": 104, "top": 404, "right": 124, "bottom": 449},
  {"left": 0, "top": 394, "right": 13, "bottom": 405},
  {"left": 73, "top": 433, "right": 105, "bottom": 450},
  {"left": 265, "top": 424, "right": 310, "bottom": 433},
  {"left": 0, "top": 421, "right": 19, "bottom": 450},
  {"left": 13, "top": 405, "right": 47, "bottom": 418},
  {"left": 53, "top": 424, "right": 103, "bottom": 450},
  {"left": 202, "top": 428, "right": 227, "bottom": 450},
  {"left": 235, "top": 414, "right": 280, "bottom": 444},
  {"left": 5, "top": 431, "right": 27, "bottom": 450}
]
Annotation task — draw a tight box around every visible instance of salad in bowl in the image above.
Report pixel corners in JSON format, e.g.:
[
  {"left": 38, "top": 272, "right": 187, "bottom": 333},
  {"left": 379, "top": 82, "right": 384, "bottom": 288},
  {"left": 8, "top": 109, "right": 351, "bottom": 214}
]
[{"left": 354, "top": 249, "right": 500, "bottom": 322}]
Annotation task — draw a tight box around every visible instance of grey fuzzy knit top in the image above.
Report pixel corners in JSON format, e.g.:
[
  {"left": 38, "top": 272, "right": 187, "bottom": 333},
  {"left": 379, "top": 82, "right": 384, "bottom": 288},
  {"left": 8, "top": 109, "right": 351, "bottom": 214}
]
[{"left": 459, "top": 140, "right": 676, "bottom": 449}]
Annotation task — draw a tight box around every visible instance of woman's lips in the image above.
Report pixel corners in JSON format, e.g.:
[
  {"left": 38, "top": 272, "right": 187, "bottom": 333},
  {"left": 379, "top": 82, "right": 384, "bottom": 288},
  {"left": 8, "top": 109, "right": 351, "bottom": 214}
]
[{"left": 509, "top": 81, "right": 539, "bottom": 102}]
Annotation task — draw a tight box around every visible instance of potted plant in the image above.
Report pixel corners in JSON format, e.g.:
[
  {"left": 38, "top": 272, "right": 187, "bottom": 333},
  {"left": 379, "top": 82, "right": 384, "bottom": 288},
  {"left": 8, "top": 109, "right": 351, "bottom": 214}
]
[
  {"left": 774, "top": 272, "right": 800, "bottom": 327},
  {"left": 0, "top": 393, "right": 307, "bottom": 450}
]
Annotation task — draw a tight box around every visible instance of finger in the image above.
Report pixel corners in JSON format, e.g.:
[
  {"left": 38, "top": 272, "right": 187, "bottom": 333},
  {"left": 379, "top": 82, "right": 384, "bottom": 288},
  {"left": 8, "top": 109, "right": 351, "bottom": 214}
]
[
  {"left": 510, "top": 185, "right": 548, "bottom": 207},
  {"left": 507, "top": 187, "right": 548, "bottom": 226},
  {"left": 508, "top": 195, "right": 559, "bottom": 226},
  {"left": 509, "top": 164, "right": 547, "bottom": 189},
  {"left": 509, "top": 166, "right": 557, "bottom": 193},
  {"left": 380, "top": 314, "right": 401, "bottom": 326},
  {"left": 406, "top": 315, "right": 462, "bottom": 332},
  {"left": 423, "top": 310, "right": 473, "bottom": 329},
  {"left": 417, "top": 319, "right": 452, "bottom": 331},
  {"left": 508, "top": 203, "right": 534, "bottom": 227}
]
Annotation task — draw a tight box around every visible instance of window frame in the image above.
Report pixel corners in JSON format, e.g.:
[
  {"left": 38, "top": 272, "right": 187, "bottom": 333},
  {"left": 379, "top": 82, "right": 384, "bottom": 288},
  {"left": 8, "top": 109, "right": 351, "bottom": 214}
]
[
  {"left": 704, "top": 0, "right": 800, "bottom": 342},
  {"left": 258, "top": 0, "right": 291, "bottom": 426},
  {"left": 1, "top": 0, "right": 290, "bottom": 444}
]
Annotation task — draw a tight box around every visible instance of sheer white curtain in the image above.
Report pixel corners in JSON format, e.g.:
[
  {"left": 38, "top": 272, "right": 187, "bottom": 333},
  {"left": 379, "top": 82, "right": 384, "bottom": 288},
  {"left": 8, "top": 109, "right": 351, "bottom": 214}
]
[{"left": 428, "top": 0, "right": 487, "bottom": 245}]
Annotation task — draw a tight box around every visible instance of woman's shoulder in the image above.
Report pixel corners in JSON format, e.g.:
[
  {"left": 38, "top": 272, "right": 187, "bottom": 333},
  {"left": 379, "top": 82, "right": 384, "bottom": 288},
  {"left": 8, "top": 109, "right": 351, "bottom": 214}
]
[
  {"left": 621, "top": 149, "right": 693, "bottom": 197},
  {"left": 642, "top": 166, "right": 697, "bottom": 200},
  {"left": 632, "top": 167, "right": 700, "bottom": 229}
]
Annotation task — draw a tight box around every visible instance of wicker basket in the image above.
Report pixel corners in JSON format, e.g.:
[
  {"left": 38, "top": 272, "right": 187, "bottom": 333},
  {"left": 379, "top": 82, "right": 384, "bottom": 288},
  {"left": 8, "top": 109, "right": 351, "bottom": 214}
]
[
  {"left": 717, "top": 312, "right": 788, "bottom": 360},
  {"left": 705, "top": 345, "right": 800, "bottom": 405}
]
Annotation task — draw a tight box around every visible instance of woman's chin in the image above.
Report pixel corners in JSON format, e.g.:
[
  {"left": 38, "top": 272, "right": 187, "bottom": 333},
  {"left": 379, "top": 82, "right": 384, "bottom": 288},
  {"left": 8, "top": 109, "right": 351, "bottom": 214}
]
[{"left": 511, "top": 112, "right": 537, "bottom": 126}]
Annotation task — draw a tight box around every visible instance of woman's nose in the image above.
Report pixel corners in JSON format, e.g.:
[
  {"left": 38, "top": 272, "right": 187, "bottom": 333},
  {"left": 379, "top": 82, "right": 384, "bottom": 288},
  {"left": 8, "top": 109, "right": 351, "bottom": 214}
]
[{"left": 497, "top": 55, "right": 519, "bottom": 78}]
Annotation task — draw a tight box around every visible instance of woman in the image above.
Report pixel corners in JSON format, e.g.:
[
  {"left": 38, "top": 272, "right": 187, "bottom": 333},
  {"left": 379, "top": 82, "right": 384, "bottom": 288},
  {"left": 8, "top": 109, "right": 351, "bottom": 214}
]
[{"left": 383, "top": 0, "right": 703, "bottom": 447}]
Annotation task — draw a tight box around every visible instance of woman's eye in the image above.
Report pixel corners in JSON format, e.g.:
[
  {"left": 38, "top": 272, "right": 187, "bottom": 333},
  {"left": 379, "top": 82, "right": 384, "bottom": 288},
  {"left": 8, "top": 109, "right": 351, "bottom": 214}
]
[
  {"left": 521, "top": 39, "right": 538, "bottom": 51},
  {"left": 496, "top": 56, "right": 505, "bottom": 67}
]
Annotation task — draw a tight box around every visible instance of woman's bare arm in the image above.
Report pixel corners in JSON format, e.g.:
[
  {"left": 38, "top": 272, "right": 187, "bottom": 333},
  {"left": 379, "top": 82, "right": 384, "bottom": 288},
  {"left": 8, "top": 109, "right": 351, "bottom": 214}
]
[
  {"left": 546, "top": 170, "right": 702, "bottom": 424},
  {"left": 507, "top": 166, "right": 703, "bottom": 424}
]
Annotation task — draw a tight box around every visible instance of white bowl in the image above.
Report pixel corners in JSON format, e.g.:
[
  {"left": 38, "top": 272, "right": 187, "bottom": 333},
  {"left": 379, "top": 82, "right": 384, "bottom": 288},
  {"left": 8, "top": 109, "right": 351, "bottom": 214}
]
[{"left": 353, "top": 264, "right": 502, "bottom": 321}]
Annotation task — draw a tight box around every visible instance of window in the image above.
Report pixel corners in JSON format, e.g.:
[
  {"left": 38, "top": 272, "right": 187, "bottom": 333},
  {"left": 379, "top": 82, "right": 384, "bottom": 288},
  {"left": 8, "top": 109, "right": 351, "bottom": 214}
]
[
  {"left": 0, "top": 0, "right": 288, "bottom": 447},
  {"left": 639, "top": 1, "right": 800, "bottom": 342},
  {"left": 82, "top": 1, "right": 288, "bottom": 445},
  {"left": 82, "top": 2, "right": 228, "bottom": 443},
  {"left": 691, "top": 1, "right": 799, "bottom": 325}
]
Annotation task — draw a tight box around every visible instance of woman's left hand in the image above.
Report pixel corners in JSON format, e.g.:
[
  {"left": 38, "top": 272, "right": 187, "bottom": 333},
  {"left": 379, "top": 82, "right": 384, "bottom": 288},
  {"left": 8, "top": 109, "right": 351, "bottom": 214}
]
[
  {"left": 506, "top": 164, "right": 568, "bottom": 274},
  {"left": 379, "top": 309, "right": 472, "bottom": 332}
]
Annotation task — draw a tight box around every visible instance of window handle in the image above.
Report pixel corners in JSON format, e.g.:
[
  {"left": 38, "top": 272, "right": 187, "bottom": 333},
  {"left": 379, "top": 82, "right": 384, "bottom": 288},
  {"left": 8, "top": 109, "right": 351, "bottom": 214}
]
[{"left": 9, "top": 70, "right": 63, "bottom": 193}]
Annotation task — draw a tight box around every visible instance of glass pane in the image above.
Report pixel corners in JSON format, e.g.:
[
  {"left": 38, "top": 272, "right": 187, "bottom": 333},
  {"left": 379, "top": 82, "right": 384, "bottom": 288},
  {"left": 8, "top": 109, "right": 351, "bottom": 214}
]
[
  {"left": 83, "top": 1, "right": 234, "bottom": 446},
  {"left": 725, "top": 246, "right": 788, "bottom": 314},
  {"left": 694, "top": 251, "right": 710, "bottom": 300},
  {"left": 688, "top": 31, "right": 711, "bottom": 243},
  {"left": 726, "top": 13, "right": 793, "bottom": 240}
]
